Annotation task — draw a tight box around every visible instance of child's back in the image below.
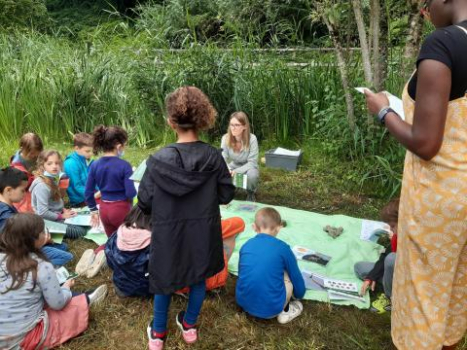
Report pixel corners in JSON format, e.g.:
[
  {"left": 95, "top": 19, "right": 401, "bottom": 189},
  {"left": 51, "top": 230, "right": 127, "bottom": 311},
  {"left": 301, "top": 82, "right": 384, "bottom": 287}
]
[
  {"left": 87, "top": 156, "right": 134, "bottom": 202},
  {"left": 0, "top": 252, "right": 69, "bottom": 347},
  {"left": 139, "top": 141, "right": 234, "bottom": 293},
  {"left": 236, "top": 233, "right": 305, "bottom": 318}
]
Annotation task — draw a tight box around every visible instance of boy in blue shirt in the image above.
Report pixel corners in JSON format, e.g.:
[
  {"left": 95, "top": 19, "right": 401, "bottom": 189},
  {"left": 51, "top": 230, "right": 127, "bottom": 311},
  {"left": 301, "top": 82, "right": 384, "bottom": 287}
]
[
  {"left": 236, "top": 207, "right": 306, "bottom": 324},
  {"left": 64, "top": 133, "right": 98, "bottom": 207}
]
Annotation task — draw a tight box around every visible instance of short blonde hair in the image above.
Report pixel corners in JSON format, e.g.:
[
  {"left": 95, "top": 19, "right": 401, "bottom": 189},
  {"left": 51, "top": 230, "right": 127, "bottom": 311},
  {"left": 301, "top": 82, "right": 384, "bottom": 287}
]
[{"left": 255, "top": 207, "right": 282, "bottom": 230}]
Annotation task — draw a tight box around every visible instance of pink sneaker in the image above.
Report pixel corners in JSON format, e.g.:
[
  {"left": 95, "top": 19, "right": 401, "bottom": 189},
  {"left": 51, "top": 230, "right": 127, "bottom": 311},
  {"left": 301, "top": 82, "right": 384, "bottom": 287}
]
[
  {"left": 175, "top": 312, "right": 198, "bottom": 344},
  {"left": 147, "top": 325, "right": 164, "bottom": 350}
]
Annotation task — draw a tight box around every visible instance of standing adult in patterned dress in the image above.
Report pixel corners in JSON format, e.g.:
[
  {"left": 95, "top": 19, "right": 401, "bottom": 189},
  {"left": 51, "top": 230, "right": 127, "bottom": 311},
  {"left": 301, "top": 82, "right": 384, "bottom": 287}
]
[{"left": 364, "top": 1, "right": 467, "bottom": 349}]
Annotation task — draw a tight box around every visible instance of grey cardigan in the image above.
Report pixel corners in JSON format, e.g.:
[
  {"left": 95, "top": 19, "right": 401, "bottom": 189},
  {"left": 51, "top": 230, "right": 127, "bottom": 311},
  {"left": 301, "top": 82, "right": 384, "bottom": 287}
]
[
  {"left": 30, "top": 177, "right": 64, "bottom": 221},
  {"left": 221, "top": 133, "right": 259, "bottom": 173}
]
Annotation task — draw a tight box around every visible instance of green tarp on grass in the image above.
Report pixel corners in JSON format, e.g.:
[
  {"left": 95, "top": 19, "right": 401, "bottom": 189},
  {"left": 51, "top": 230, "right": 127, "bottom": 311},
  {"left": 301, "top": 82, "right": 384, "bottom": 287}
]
[{"left": 222, "top": 200, "right": 383, "bottom": 309}]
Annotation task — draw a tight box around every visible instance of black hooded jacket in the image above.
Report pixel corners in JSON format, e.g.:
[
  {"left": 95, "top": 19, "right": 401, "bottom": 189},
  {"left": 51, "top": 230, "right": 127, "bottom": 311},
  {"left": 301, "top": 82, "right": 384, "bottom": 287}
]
[{"left": 138, "top": 141, "right": 235, "bottom": 294}]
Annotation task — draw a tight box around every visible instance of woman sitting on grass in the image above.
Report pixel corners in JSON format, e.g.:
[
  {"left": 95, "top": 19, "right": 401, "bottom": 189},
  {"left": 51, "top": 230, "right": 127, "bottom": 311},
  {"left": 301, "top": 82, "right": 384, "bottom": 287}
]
[
  {"left": 221, "top": 111, "right": 259, "bottom": 202},
  {"left": 0, "top": 213, "right": 107, "bottom": 350}
]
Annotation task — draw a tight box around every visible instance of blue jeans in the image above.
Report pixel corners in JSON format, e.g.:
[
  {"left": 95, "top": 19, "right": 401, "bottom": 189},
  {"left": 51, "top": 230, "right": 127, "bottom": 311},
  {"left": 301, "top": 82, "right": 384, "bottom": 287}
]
[
  {"left": 41, "top": 243, "right": 73, "bottom": 267},
  {"left": 152, "top": 280, "right": 206, "bottom": 333}
]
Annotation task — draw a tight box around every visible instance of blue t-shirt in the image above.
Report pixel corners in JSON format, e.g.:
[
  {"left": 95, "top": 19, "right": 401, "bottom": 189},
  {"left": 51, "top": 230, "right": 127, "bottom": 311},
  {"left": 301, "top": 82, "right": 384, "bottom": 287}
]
[
  {"left": 236, "top": 234, "right": 306, "bottom": 318},
  {"left": 0, "top": 202, "right": 17, "bottom": 232},
  {"left": 85, "top": 156, "right": 136, "bottom": 211}
]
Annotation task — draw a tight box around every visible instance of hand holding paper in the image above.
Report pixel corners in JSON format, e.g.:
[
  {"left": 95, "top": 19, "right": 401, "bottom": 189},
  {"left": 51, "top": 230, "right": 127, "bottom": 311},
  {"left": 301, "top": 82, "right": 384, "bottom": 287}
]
[{"left": 356, "top": 87, "right": 405, "bottom": 121}]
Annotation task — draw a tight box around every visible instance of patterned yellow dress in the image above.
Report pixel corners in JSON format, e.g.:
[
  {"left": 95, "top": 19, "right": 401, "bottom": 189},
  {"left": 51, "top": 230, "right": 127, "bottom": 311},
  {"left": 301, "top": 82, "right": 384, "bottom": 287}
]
[{"left": 391, "top": 82, "right": 467, "bottom": 349}]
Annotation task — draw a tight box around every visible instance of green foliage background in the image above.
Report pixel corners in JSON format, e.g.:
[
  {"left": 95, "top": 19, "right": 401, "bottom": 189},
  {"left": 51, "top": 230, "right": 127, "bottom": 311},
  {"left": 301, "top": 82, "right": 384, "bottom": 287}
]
[{"left": 0, "top": 0, "right": 421, "bottom": 197}]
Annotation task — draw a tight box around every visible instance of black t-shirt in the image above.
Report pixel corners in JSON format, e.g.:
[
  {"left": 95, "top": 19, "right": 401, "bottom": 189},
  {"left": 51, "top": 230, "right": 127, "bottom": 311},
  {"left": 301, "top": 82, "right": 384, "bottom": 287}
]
[{"left": 408, "top": 20, "right": 467, "bottom": 101}]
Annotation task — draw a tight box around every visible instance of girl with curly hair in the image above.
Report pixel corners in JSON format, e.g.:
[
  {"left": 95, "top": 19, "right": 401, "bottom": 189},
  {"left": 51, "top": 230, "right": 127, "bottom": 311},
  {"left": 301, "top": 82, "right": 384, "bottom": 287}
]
[{"left": 138, "top": 86, "right": 235, "bottom": 350}]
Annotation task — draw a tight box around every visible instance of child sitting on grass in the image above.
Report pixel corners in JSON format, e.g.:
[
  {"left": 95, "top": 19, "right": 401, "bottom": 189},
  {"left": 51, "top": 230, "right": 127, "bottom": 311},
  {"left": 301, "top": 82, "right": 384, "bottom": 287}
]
[
  {"left": 104, "top": 205, "right": 245, "bottom": 298},
  {"left": 0, "top": 213, "right": 107, "bottom": 350},
  {"left": 354, "top": 198, "right": 399, "bottom": 313},
  {"left": 30, "top": 150, "right": 87, "bottom": 239},
  {"left": 236, "top": 207, "right": 306, "bottom": 324},
  {"left": 0, "top": 167, "right": 73, "bottom": 267},
  {"left": 64, "top": 132, "right": 99, "bottom": 208},
  {"left": 10, "top": 132, "right": 44, "bottom": 213}
]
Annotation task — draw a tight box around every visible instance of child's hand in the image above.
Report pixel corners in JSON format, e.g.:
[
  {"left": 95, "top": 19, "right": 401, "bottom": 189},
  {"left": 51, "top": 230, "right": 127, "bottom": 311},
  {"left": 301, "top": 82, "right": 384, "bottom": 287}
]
[
  {"left": 94, "top": 191, "right": 101, "bottom": 199},
  {"left": 91, "top": 213, "right": 100, "bottom": 228},
  {"left": 360, "top": 279, "right": 375, "bottom": 296},
  {"left": 61, "top": 209, "right": 76, "bottom": 219},
  {"left": 63, "top": 279, "right": 75, "bottom": 289}
]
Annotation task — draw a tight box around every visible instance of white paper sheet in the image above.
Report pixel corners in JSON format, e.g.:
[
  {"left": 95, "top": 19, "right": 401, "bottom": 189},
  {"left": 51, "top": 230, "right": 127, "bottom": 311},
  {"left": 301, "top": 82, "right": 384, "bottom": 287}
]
[
  {"left": 360, "top": 219, "right": 390, "bottom": 242},
  {"left": 274, "top": 147, "right": 301, "bottom": 157}
]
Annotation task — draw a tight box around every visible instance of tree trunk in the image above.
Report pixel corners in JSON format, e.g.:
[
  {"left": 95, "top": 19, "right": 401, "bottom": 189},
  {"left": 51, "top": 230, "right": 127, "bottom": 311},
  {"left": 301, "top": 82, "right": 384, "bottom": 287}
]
[
  {"left": 378, "top": 0, "right": 389, "bottom": 91},
  {"left": 351, "top": 0, "right": 373, "bottom": 86},
  {"left": 371, "top": 0, "right": 382, "bottom": 91},
  {"left": 323, "top": 18, "right": 356, "bottom": 130},
  {"left": 403, "top": 0, "right": 424, "bottom": 77}
]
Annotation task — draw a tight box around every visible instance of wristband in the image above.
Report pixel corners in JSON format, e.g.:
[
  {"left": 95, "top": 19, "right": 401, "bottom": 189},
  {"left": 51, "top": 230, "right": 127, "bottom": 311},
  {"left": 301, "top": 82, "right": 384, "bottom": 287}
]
[
  {"left": 57, "top": 213, "right": 63, "bottom": 221},
  {"left": 377, "top": 106, "right": 397, "bottom": 125}
]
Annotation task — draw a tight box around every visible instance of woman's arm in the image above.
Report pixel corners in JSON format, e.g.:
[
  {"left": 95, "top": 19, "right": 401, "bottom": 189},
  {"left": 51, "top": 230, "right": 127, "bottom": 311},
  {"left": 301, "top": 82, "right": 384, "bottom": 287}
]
[{"left": 365, "top": 59, "right": 451, "bottom": 161}]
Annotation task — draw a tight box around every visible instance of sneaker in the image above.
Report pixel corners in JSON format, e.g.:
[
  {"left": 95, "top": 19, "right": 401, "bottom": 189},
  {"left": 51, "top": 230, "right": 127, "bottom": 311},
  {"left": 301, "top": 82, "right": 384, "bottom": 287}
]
[
  {"left": 277, "top": 300, "right": 303, "bottom": 324},
  {"left": 147, "top": 324, "right": 165, "bottom": 350},
  {"left": 75, "top": 249, "right": 95, "bottom": 275},
  {"left": 86, "top": 250, "right": 107, "bottom": 278},
  {"left": 87, "top": 284, "right": 108, "bottom": 306},
  {"left": 175, "top": 311, "right": 198, "bottom": 344},
  {"left": 370, "top": 294, "right": 391, "bottom": 314}
]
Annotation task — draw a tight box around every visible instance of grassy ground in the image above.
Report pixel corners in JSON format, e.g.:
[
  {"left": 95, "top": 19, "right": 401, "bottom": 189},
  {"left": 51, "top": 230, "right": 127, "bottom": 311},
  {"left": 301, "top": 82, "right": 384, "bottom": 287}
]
[{"left": 1, "top": 142, "right": 464, "bottom": 350}]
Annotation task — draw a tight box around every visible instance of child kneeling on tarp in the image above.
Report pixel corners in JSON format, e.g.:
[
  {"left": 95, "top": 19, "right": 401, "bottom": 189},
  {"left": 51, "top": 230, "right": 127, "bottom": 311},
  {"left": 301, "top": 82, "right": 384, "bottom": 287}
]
[
  {"left": 354, "top": 198, "right": 399, "bottom": 313},
  {"left": 236, "top": 207, "right": 306, "bottom": 324},
  {"left": 103, "top": 205, "right": 246, "bottom": 297}
]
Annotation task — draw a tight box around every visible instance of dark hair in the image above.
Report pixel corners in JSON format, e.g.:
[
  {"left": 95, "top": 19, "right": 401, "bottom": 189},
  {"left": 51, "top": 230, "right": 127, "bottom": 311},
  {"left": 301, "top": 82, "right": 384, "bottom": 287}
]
[
  {"left": 0, "top": 213, "right": 46, "bottom": 292},
  {"left": 92, "top": 125, "right": 128, "bottom": 154},
  {"left": 19, "top": 133, "right": 43, "bottom": 156},
  {"left": 380, "top": 198, "right": 399, "bottom": 226},
  {"left": 34, "top": 150, "right": 62, "bottom": 201},
  {"left": 165, "top": 86, "right": 217, "bottom": 131},
  {"left": 0, "top": 167, "right": 28, "bottom": 193},
  {"left": 73, "top": 132, "right": 93, "bottom": 148},
  {"left": 255, "top": 207, "right": 282, "bottom": 230},
  {"left": 123, "top": 206, "right": 152, "bottom": 231}
]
